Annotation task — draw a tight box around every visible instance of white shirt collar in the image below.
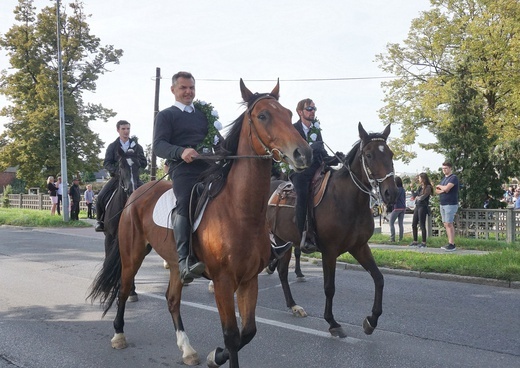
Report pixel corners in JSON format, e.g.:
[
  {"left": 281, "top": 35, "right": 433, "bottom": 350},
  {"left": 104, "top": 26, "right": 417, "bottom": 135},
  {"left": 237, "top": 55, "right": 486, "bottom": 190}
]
[{"left": 174, "top": 101, "right": 195, "bottom": 112}]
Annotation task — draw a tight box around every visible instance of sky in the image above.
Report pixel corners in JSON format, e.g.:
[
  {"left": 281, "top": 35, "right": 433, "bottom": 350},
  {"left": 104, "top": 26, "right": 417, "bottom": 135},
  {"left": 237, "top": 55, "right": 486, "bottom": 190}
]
[{"left": 0, "top": 0, "right": 444, "bottom": 175}]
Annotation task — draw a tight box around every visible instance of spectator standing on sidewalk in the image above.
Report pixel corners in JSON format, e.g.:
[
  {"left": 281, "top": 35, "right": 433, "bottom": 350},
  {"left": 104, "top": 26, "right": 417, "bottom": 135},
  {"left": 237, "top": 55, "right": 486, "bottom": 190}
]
[
  {"left": 389, "top": 176, "right": 406, "bottom": 242},
  {"left": 436, "top": 161, "right": 459, "bottom": 252},
  {"left": 84, "top": 184, "right": 94, "bottom": 219},
  {"left": 69, "top": 178, "right": 81, "bottom": 221},
  {"left": 56, "top": 176, "right": 63, "bottom": 216},
  {"left": 409, "top": 172, "right": 433, "bottom": 248}
]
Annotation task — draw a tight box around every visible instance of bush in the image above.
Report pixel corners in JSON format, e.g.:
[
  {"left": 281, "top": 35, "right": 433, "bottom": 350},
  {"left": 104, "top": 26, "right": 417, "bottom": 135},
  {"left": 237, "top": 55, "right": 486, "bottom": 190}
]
[{"left": 2, "top": 185, "right": 12, "bottom": 208}]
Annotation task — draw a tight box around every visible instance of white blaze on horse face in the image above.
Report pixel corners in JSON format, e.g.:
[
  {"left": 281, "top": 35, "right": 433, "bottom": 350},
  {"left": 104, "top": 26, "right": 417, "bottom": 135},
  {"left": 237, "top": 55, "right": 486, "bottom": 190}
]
[
  {"left": 126, "top": 158, "right": 136, "bottom": 190},
  {"left": 379, "top": 145, "right": 385, "bottom": 153},
  {"left": 268, "top": 102, "right": 278, "bottom": 109}
]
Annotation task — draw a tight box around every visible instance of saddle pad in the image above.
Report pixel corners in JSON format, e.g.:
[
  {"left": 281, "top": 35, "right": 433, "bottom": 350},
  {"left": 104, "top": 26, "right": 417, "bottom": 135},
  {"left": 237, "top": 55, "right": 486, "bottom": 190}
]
[
  {"left": 152, "top": 189, "right": 176, "bottom": 229},
  {"left": 152, "top": 188, "right": 207, "bottom": 231}
]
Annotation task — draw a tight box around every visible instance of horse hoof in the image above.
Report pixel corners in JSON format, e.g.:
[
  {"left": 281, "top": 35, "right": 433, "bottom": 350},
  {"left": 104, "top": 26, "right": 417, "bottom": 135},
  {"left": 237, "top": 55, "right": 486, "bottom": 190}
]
[
  {"left": 291, "top": 305, "right": 307, "bottom": 317},
  {"left": 111, "top": 333, "right": 128, "bottom": 349},
  {"left": 206, "top": 350, "right": 220, "bottom": 368},
  {"left": 183, "top": 352, "right": 200, "bottom": 366},
  {"left": 329, "top": 326, "right": 347, "bottom": 338},
  {"left": 265, "top": 266, "right": 274, "bottom": 275},
  {"left": 296, "top": 276, "right": 306, "bottom": 282},
  {"left": 127, "top": 293, "right": 138, "bottom": 303},
  {"left": 163, "top": 260, "right": 170, "bottom": 269},
  {"left": 208, "top": 280, "right": 214, "bottom": 294},
  {"left": 363, "top": 317, "right": 375, "bottom": 335}
]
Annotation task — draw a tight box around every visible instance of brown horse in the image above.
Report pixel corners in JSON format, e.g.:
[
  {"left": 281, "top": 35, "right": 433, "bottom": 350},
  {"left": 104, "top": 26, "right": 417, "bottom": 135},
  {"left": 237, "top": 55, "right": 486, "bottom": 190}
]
[
  {"left": 267, "top": 123, "right": 398, "bottom": 337},
  {"left": 88, "top": 79, "right": 312, "bottom": 368}
]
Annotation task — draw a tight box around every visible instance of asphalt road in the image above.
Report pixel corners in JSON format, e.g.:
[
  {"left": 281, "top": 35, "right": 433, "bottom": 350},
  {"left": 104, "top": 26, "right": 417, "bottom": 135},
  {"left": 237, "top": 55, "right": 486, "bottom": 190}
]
[{"left": 0, "top": 226, "right": 519, "bottom": 368}]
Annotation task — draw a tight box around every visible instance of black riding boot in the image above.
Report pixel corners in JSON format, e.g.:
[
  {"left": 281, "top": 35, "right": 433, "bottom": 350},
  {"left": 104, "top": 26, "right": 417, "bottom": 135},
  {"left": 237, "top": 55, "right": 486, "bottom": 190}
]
[
  {"left": 95, "top": 200, "right": 104, "bottom": 232},
  {"left": 295, "top": 194, "right": 318, "bottom": 254},
  {"left": 173, "top": 214, "right": 205, "bottom": 284}
]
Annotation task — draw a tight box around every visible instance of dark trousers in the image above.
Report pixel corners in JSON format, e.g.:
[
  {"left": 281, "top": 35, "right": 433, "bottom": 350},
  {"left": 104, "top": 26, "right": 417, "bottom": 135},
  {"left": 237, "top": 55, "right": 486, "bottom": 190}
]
[
  {"left": 87, "top": 203, "right": 93, "bottom": 219},
  {"left": 71, "top": 200, "right": 80, "bottom": 220},
  {"left": 412, "top": 206, "right": 428, "bottom": 243},
  {"left": 57, "top": 194, "right": 62, "bottom": 215},
  {"left": 171, "top": 163, "right": 207, "bottom": 217},
  {"left": 95, "top": 177, "right": 118, "bottom": 222},
  {"left": 290, "top": 160, "right": 321, "bottom": 234}
]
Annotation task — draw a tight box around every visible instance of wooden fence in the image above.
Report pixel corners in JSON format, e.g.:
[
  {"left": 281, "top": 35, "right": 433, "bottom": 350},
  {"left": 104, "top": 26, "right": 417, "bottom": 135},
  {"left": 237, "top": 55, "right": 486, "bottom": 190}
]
[{"left": 4, "top": 193, "right": 90, "bottom": 212}]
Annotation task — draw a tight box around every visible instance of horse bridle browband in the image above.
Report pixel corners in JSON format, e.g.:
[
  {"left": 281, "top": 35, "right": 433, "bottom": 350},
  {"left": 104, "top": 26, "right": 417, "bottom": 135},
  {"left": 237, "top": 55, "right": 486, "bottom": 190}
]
[
  {"left": 246, "top": 94, "right": 286, "bottom": 162},
  {"left": 347, "top": 137, "right": 394, "bottom": 202}
]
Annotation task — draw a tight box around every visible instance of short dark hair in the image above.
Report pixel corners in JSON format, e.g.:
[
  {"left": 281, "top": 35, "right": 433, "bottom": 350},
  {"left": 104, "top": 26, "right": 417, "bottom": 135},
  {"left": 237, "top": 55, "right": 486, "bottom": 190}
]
[
  {"left": 395, "top": 176, "right": 403, "bottom": 187},
  {"left": 116, "top": 120, "right": 130, "bottom": 130},
  {"left": 172, "top": 71, "right": 195, "bottom": 86},
  {"left": 296, "top": 98, "right": 313, "bottom": 113},
  {"left": 442, "top": 161, "right": 453, "bottom": 168}
]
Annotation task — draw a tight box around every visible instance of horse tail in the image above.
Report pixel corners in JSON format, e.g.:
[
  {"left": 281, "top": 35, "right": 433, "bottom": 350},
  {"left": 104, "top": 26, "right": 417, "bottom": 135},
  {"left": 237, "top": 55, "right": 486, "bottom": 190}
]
[{"left": 87, "top": 237, "right": 122, "bottom": 317}]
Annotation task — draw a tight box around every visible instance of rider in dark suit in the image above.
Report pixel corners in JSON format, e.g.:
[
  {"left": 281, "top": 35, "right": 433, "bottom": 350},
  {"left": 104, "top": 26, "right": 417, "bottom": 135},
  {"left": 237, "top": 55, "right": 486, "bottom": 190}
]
[
  {"left": 95, "top": 120, "right": 147, "bottom": 232},
  {"left": 290, "top": 99, "right": 341, "bottom": 253}
]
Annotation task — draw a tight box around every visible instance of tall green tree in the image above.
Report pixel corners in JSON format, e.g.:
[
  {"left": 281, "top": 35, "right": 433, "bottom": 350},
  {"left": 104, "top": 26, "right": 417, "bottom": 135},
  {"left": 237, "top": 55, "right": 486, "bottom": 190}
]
[
  {"left": 376, "top": 0, "right": 520, "bottom": 165},
  {"left": 436, "top": 64, "right": 502, "bottom": 208},
  {"left": 0, "top": 0, "right": 122, "bottom": 188}
]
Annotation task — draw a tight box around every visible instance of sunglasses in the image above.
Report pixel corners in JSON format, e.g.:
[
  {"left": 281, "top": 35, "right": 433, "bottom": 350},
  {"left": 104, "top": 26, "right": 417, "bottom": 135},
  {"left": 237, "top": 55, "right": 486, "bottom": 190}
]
[{"left": 304, "top": 106, "right": 317, "bottom": 112}]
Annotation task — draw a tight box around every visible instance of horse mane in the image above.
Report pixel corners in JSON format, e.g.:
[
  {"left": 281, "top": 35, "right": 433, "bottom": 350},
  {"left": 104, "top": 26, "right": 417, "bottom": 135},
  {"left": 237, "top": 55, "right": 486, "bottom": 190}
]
[{"left": 199, "top": 93, "right": 277, "bottom": 184}]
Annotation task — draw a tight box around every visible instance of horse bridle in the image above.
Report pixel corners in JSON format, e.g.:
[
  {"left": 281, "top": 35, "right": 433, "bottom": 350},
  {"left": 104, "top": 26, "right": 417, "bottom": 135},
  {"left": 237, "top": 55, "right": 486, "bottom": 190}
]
[
  {"left": 246, "top": 94, "right": 286, "bottom": 163},
  {"left": 347, "top": 137, "right": 394, "bottom": 202}
]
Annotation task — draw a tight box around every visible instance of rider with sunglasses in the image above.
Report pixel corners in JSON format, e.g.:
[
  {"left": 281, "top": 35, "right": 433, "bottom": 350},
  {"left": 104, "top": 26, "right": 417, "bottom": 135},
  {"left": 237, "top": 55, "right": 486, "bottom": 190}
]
[{"left": 291, "top": 99, "right": 343, "bottom": 253}]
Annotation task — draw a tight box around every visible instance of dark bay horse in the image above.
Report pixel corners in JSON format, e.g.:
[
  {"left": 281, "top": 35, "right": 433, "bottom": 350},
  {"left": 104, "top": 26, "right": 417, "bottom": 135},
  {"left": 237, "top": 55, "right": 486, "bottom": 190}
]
[
  {"left": 88, "top": 80, "right": 312, "bottom": 368},
  {"left": 267, "top": 123, "right": 398, "bottom": 337},
  {"left": 102, "top": 146, "right": 142, "bottom": 258}
]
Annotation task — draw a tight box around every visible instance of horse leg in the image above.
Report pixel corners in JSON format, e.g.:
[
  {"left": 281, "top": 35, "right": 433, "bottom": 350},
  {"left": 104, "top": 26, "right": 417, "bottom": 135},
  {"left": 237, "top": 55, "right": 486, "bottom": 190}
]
[
  {"left": 278, "top": 250, "right": 306, "bottom": 317},
  {"left": 165, "top": 272, "right": 199, "bottom": 366},
  {"left": 111, "top": 264, "right": 132, "bottom": 349},
  {"left": 293, "top": 246, "right": 305, "bottom": 279},
  {"left": 350, "top": 244, "right": 384, "bottom": 335},
  {"left": 206, "top": 278, "right": 241, "bottom": 368},
  {"left": 322, "top": 253, "right": 347, "bottom": 338}
]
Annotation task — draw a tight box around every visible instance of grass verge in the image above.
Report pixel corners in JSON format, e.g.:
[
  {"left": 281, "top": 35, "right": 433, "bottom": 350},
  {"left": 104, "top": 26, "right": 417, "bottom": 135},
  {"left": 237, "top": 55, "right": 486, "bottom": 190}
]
[{"left": 0, "top": 208, "right": 91, "bottom": 228}]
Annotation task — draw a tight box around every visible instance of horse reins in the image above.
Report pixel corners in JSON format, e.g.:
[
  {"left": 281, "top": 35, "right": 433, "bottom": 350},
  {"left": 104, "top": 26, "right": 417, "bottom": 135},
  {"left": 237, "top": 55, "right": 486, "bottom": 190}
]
[{"left": 345, "top": 137, "right": 394, "bottom": 203}]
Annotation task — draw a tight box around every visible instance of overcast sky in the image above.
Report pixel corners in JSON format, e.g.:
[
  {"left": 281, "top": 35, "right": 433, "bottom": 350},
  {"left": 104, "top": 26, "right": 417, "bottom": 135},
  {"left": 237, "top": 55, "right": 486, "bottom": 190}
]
[{"left": 0, "top": 0, "right": 444, "bottom": 174}]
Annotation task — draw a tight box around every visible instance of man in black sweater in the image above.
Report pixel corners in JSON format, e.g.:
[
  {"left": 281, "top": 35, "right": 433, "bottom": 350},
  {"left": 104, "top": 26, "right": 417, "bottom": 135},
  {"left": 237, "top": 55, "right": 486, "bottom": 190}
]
[{"left": 153, "top": 71, "right": 210, "bottom": 284}]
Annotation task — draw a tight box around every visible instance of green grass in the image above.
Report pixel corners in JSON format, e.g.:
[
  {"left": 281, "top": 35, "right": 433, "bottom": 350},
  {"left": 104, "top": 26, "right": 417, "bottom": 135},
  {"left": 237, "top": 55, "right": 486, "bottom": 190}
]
[
  {"left": 0, "top": 208, "right": 91, "bottom": 228},
  {"left": 336, "top": 249, "right": 520, "bottom": 282}
]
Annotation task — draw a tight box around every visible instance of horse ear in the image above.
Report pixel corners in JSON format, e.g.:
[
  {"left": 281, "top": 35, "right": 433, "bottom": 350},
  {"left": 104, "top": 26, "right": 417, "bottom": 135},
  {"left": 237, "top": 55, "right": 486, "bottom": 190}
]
[
  {"left": 270, "top": 78, "right": 280, "bottom": 100},
  {"left": 240, "top": 78, "right": 253, "bottom": 102},
  {"left": 358, "top": 122, "right": 368, "bottom": 141},
  {"left": 382, "top": 124, "right": 391, "bottom": 139}
]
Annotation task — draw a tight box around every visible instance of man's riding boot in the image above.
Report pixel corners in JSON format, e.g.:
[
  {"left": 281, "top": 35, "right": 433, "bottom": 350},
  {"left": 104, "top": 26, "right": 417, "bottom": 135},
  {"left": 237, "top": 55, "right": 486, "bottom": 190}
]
[
  {"left": 295, "top": 201, "right": 318, "bottom": 254},
  {"left": 173, "top": 214, "right": 205, "bottom": 284},
  {"left": 95, "top": 220, "right": 104, "bottom": 232}
]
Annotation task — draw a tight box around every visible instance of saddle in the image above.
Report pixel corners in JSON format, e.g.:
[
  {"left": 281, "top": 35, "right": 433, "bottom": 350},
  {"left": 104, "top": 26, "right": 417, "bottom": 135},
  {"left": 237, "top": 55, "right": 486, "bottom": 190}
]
[{"left": 268, "top": 165, "right": 331, "bottom": 209}]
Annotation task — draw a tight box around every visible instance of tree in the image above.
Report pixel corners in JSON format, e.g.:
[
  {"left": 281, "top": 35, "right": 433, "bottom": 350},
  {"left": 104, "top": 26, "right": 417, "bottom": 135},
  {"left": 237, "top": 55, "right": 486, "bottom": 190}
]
[
  {"left": 0, "top": 0, "right": 123, "bottom": 188},
  {"left": 376, "top": 0, "right": 520, "bottom": 207},
  {"left": 376, "top": 0, "right": 520, "bottom": 165},
  {"left": 436, "top": 64, "right": 503, "bottom": 208}
]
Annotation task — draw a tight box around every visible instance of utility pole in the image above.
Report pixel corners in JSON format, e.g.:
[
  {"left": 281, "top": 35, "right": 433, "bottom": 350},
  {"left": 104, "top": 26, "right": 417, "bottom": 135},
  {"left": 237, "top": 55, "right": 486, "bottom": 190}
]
[
  {"left": 151, "top": 67, "right": 161, "bottom": 181},
  {"left": 56, "top": 0, "right": 70, "bottom": 221}
]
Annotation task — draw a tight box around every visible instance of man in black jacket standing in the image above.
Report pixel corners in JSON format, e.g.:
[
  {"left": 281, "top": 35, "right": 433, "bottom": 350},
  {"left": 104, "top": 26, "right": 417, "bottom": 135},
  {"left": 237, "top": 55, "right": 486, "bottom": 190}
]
[{"left": 95, "top": 120, "right": 147, "bottom": 231}]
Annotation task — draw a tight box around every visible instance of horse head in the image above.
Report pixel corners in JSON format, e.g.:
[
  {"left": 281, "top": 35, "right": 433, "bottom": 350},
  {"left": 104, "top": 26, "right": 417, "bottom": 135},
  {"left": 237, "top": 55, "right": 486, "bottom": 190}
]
[
  {"left": 239, "top": 79, "right": 312, "bottom": 171},
  {"left": 117, "top": 146, "right": 141, "bottom": 196},
  {"left": 357, "top": 122, "right": 398, "bottom": 205}
]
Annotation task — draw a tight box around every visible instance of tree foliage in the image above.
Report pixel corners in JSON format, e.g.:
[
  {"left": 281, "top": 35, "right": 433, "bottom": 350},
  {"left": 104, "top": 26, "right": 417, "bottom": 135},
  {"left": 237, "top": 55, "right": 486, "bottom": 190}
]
[
  {"left": 0, "top": 0, "right": 122, "bottom": 188},
  {"left": 376, "top": 0, "right": 520, "bottom": 207}
]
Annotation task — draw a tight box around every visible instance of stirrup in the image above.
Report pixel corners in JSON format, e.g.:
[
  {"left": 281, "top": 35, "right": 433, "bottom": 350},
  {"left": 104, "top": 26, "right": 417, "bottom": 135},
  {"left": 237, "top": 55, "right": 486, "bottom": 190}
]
[
  {"left": 271, "top": 241, "right": 292, "bottom": 259},
  {"left": 299, "top": 230, "right": 318, "bottom": 254}
]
